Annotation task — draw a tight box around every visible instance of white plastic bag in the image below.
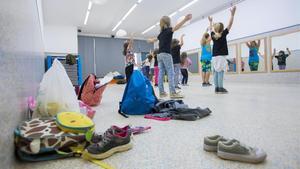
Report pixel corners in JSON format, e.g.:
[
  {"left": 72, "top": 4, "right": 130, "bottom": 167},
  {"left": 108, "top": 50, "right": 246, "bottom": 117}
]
[{"left": 34, "top": 59, "right": 80, "bottom": 117}]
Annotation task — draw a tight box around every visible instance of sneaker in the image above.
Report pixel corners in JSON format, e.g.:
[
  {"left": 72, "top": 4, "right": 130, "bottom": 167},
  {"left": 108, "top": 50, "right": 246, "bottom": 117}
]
[
  {"left": 175, "top": 86, "right": 181, "bottom": 89},
  {"left": 206, "top": 82, "right": 212, "bottom": 86},
  {"left": 217, "top": 140, "right": 267, "bottom": 163},
  {"left": 219, "top": 88, "right": 228, "bottom": 94},
  {"left": 202, "top": 83, "right": 207, "bottom": 87},
  {"left": 215, "top": 87, "right": 220, "bottom": 94},
  {"left": 85, "top": 129, "right": 132, "bottom": 160},
  {"left": 203, "top": 135, "right": 228, "bottom": 152},
  {"left": 170, "top": 92, "right": 184, "bottom": 99},
  {"left": 91, "top": 125, "right": 130, "bottom": 143},
  {"left": 159, "top": 92, "right": 168, "bottom": 98}
]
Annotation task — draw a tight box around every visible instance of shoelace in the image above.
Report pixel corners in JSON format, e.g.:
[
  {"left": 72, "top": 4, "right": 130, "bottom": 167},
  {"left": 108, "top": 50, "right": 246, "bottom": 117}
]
[
  {"left": 238, "top": 142, "right": 254, "bottom": 152},
  {"left": 92, "top": 128, "right": 113, "bottom": 142},
  {"left": 96, "top": 131, "right": 112, "bottom": 148}
]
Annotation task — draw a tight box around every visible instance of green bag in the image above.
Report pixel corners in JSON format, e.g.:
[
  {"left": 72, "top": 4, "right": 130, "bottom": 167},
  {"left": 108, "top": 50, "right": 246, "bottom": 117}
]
[{"left": 66, "top": 54, "right": 77, "bottom": 65}]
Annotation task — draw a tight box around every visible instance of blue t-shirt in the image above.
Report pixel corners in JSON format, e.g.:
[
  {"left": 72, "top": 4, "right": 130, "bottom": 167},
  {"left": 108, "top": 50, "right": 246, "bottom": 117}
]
[
  {"left": 248, "top": 47, "right": 259, "bottom": 63},
  {"left": 201, "top": 44, "right": 212, "bottom": 61}
]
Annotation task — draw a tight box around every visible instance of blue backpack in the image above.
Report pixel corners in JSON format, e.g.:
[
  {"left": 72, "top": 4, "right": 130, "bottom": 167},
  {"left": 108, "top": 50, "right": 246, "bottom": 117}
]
[{"left": 119, "top": 70, "right": 157, "bottom": 117}]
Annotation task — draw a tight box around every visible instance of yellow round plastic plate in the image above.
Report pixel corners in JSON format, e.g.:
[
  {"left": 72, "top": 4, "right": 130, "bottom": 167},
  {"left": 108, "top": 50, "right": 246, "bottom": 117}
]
[{"left": 56, "top": 112, "right": 94, "bottom": 133}]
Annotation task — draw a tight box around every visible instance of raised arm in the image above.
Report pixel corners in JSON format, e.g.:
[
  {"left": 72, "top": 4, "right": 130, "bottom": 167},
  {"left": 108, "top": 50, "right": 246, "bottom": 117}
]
[
  {"left": 246, "top": 42, "right": 251, "bottom": 48},
  {"left": 227, "top": 6, "right": 236, "bottom": 31},
  {"left": 256, "top": 40, "right": 261, "bottom": 51},
  {"left": 286, "top": 48, "right": 291, "bottom": 55},
  {"left": 173, "top": 14, "right": 192, "bottom": 32},
  {"left": 147, "top": 37, "right": 158, "bottom": 43},
  {"left": 257, "top": 40, "right": 261, "bottom": 48},
  {"left": 272, "top": 48, "right": 276, "bottom": 59},
  {"left": 127, "top": 35, "right": 134, "bottom": 50},
  {"left": 128, "top": 41, "right": 133, "bottom": 51},
  {"left": 179, "top": 34, "right": 185, "bottom": 46},
  {"left": 208, "top": 16, "right": 213, "bottom": 32}
]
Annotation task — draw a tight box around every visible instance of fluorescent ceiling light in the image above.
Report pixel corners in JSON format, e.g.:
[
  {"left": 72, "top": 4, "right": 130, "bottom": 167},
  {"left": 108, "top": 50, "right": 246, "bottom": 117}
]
[
  {"left": 84, "top": 1, "right": 93, "bottom": 25},
  {"left": 112, "top": 0, "right": 142, "bottom": 32},
  {"left": 169, "top": 11, "right": 178, "bottom": 18},
  {"left": 142, "top": 25, "right": 156, "bottom": 35},
  {"left": 112, "top": 20, "right": 123, "bottom": 31},
  {"left": 121, "top": 4, "right": 137, "bottom": 21},
  {"left": 179, "top": 0, "right": 198, "bottom": 12},
  {"left": 84, "top": 11, "right": 90, "bottom": 25},
  {"left": 88, "top": 1, "right": 93, "bottom": 10}
]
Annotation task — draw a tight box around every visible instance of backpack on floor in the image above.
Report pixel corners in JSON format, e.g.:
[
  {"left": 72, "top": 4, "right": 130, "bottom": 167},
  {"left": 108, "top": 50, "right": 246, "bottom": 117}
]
[
  {"left": 119, "top": 70, "right": 157, "bottom": 117},
  {"left": 15, "top": 118, "right": 87, "bottom": 161},
  {"left": 78, "top": 74, "right": 107, "bottom": 106}
]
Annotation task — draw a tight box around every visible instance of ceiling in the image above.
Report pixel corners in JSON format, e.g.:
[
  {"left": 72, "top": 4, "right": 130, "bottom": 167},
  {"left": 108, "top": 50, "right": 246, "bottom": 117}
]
[{"left": 42, "top": 0, "right": 240, "bottom": 38}]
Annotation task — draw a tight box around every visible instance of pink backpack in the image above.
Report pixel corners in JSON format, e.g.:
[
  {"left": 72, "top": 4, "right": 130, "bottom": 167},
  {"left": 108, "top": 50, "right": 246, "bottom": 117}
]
[{"left": 78, "top": 74, "right": 107, "bottom": 106}]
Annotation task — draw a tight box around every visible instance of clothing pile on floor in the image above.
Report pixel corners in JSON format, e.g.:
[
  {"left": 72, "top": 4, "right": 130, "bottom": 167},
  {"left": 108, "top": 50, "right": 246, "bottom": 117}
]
[{"left": 144, "top": 100, "right": 212, "bottom": 121}]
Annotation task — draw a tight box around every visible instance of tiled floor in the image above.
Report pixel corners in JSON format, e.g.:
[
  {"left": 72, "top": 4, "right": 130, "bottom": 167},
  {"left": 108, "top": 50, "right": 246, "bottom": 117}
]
[{"left": 16, "top": 76, "right": 300, "bottom": 169}]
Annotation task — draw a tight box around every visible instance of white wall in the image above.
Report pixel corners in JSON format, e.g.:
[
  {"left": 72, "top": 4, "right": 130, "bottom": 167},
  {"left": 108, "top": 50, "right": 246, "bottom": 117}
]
[
  {"left": 175, "top": 0, "right": 300, "bottom": 51},
  {"left": 36, "top": 0, "right": 45, "bottom": 47},
  {"left": 272, "top": 31, "right": 300, "bottom": 51},
  {"left": 44, "top": 25, "right": 78, "bottom": 54}
]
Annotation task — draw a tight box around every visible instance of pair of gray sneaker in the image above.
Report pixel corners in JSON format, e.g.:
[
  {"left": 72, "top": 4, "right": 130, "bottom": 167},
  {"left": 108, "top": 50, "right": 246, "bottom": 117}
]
[{"left": 203, "top": 135, "right": 267, "bottom": 163}]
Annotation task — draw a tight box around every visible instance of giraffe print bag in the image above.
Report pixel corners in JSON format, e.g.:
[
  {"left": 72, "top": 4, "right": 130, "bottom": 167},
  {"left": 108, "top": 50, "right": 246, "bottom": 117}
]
[{"left": 14, "top": 118, "right": 87, "bottom": 161}]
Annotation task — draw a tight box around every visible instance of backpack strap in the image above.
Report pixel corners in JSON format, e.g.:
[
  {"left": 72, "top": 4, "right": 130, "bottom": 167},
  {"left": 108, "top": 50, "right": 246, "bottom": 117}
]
[
  {"left": 82, "top": 153, "right": 115, "bottom": 169},
  {"left": 118, "top": 102, "right": 129, "bottom": 118}
]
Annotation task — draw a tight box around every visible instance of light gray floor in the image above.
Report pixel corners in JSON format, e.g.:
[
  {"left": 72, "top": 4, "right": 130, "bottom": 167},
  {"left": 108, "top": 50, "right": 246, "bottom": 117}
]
[{"left": 16, "top": 75, "right": 300, "bottom": 169}]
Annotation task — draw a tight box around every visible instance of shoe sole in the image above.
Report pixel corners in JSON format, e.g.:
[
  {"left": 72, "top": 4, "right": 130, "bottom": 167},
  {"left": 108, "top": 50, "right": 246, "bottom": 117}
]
[
  {"left": 215, "top": 92, "right": 228, "bottom": 94},
  {"left": 203, "top": 144, "right": 218, "bottom": 152},
  {"left": 217, "top": 150, "right": 266, "bottom": 163},
  {"left": 170, "top": 96, "right": 184, "bottom": 99},
  {"left": 159, "top": 93, "right": 168, "bottom": 98},
  {"left": 85, "top": 142, "right": 132, "bottom": 160}
]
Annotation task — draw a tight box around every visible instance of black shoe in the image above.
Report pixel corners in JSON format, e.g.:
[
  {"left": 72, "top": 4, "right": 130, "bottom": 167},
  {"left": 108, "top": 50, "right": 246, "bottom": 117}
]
[
  {"left": 206, "top": 82, "right": 212, "bottom": 86},
  {"left": 219, "top": 87, "right": 228, "bottom": 94},
  {"left": 175, "top": 86, "right": 181, "bottom": 89},
  {"left": 202, "top": 83, "right": 207, "bottom": 87},
  {"left": 85, "top": 129, "right": 132, "bottom": 159},
  {"left": 215, "top": 87, "right": 220, "bottom": 93},
  {"left": 154, "top": 84, "right": 158, "bottom": 87}
]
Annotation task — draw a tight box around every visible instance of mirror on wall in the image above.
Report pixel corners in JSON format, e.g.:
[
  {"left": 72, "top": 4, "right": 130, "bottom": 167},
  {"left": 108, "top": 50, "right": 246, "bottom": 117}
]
[
  {"left": 226, "top": 44, "right": 238, "bottom": 73},
  {"left": 240, "top": 39, "right": 266, "bottom": 73},
  {"left": 271, "top": 30, "right": 300, "bottom": 71}
]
